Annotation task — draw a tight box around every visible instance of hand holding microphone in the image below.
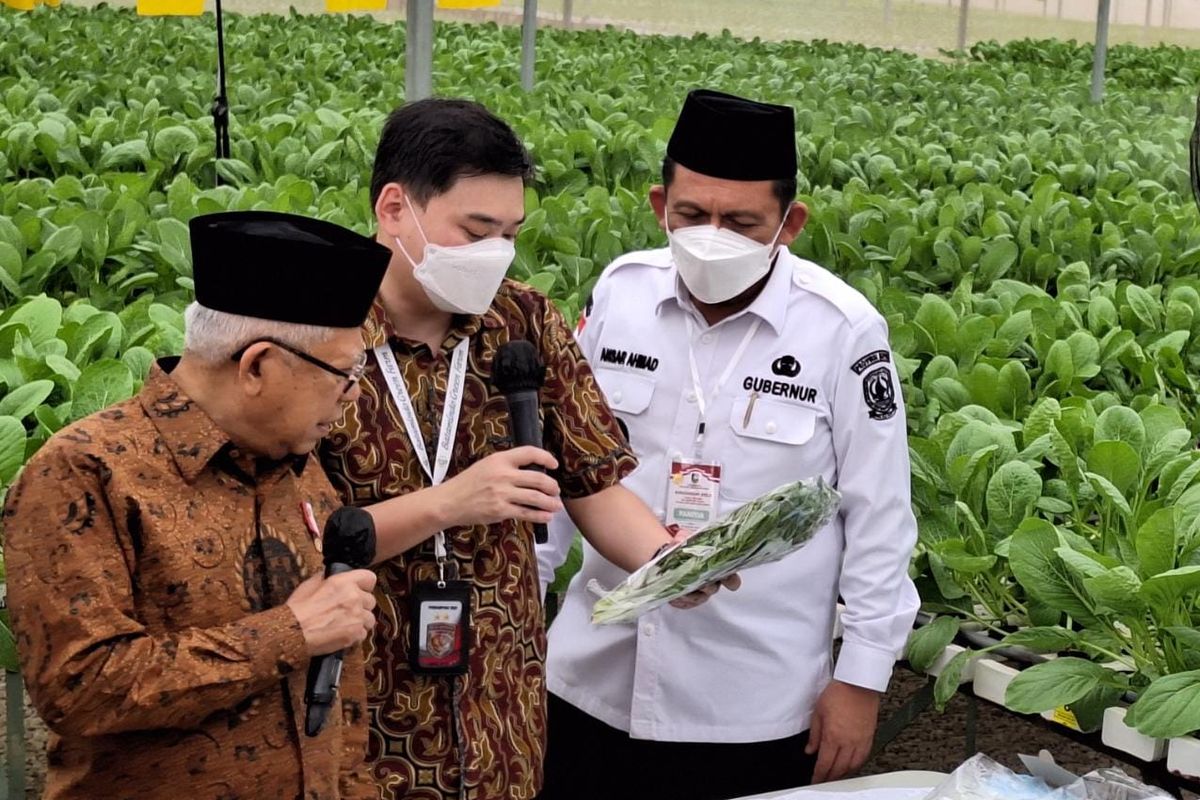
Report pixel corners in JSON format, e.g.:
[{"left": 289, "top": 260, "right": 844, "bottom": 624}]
[
  {"left": 492, "top": 340, "right": 552, "bottom": 543},
  {"left": 286, "top": 506, "right": 377, "bottom": 737}
]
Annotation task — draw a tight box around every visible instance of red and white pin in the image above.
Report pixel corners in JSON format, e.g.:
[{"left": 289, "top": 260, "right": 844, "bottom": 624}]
[{"left": 301, "top": 501, "right": 322, "bottom": 553}]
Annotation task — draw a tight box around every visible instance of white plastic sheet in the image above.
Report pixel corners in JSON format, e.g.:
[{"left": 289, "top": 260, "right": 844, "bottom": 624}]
[{"left": 766, "top": 789, "right": 929, "bottom": 800}]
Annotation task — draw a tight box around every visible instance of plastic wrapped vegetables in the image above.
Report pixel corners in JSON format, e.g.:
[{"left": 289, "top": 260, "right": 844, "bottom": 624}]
[{"left": 590, "top": 477, "right": 841, "bottom": 624}]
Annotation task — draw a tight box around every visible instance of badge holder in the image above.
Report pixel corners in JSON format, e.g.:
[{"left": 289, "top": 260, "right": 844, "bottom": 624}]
[
  {"left": 410, "top": 535, "right": 471, "bottom": 676},
  {"left": 665, "top": 453, "right": 722, "bottom": 536},
  {"left": 667, "top": 315, "right": 759, "bottom": 536},
  {"left": 374, "top": 339, "right": 474, "bottom": 676}
]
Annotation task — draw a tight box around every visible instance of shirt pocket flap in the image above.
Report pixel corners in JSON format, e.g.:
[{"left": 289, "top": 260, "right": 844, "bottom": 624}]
[
  {"left": 595, "top": 368, "right": 656, "bottom": 415},
  {"left": 729, "top": 396, "right": 817, "bottom": 446}
]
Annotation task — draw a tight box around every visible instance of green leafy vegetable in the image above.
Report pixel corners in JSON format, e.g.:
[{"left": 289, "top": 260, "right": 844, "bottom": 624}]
[{"left": 591, "top": 478, "right": 840, "bottom": 624}]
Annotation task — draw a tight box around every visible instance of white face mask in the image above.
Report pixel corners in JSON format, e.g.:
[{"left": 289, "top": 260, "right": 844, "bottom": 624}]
[
  {"left": 667, "top": 217, "right": 787, "bottom": 305},
  {"left": 394, "top": 196, "right": 516, "bottom": 316}
]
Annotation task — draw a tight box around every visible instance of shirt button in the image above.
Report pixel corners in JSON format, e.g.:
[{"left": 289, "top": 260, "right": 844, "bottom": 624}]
[
  {"left": 612, "top": 390, "right": 624, "bottom": 404},
  {"left": 643, "top": 623, "right": 656, "bottom": 637},
  {"left": 765, "top": 421, "right": 778, "bottom": 434},
  {"left": 701, "top": 334, "right": 714, "bottom": 345},
  {"left": 686, "top": 390, "right": 697, "bottom": 403},
  {"left": 228, "top": 449, "right": 241, "bottom": 458}
]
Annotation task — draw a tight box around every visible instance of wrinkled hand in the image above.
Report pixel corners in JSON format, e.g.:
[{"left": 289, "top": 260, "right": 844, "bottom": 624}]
[
  {"left": 436, "top": 446, "right": 562, "bottom": 529},
  {"left": 669, "top": 573, "right": 742, "bottom": 610},
  {"left": 286, "top": 569, "right": 378, "bottom": 657},
  {"left": 806, "top": 680, "right": 881, "bottom": 783}
]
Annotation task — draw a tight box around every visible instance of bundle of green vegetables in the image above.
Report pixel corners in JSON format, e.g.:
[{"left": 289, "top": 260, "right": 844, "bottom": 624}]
[{"left": 590, "top": 477, "right": 842, "bottom": 624}]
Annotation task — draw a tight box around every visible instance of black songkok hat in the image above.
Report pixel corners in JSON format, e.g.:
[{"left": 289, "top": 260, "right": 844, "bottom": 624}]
[
  {"left": 189, "top": 211, "right": 390, "bottom": 328},
  {"left": 666, "top": 89, "right": 798, "bottom": 181}
]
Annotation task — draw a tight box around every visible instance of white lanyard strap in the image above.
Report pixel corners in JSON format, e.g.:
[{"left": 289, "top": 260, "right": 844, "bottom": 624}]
[
  {"left": 373, "top": 337, "right": 470, "bottom": 574},
  {"left": 685, "top": 315, "right": 762, "bottom": 454}
]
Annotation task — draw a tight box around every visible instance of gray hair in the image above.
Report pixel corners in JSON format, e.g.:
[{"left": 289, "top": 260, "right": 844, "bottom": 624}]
[{"left": 183, "top": 302, "right": 340, "bottom": 363}]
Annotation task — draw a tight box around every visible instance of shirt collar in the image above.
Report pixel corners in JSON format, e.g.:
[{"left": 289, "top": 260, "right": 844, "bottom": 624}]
[
  {"left": 656, "top": 251, "right": 792, "bottom": 336},
  {"left": 138, "top": 358, "right": 307, "bottom": 485},
  {"left": 363, "top": 295, "right": 505, "bottom": 352}
]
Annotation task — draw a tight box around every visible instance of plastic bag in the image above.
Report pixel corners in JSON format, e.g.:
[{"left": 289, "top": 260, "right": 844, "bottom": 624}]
[
  {"left": 923, "top": 754, "right": 1053, "bottom": 799},
  {"left": 589, "top": 477, "right": 840, "bottom": 624},
  {"left": 1048, "top": 769, "right": 1173, "bottom": 800},
  {"left": 922, "top": 754, "right": 1174, "bottom": 800}
]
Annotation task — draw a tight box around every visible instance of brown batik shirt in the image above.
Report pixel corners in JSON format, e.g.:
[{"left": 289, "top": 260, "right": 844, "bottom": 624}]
[
  {"left": 319, "top": 280, "right": 636, "bottom": 800},
  {"left": 2, "top": 360, "right": 375, "bottom": 800}
]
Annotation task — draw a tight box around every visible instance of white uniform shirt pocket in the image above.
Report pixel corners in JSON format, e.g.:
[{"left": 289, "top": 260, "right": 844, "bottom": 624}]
[
  {"left": 595, "top": 367, "right": 656, "bottom": 415},
  {"left": 723, "top": 397, "right": 824, "bottom": 502},
  {"left": 593, "top": 367, "right": 666, "bottom": 490},
  {"left": 729, "top": 395, "right": 817, "bottom": 445}
]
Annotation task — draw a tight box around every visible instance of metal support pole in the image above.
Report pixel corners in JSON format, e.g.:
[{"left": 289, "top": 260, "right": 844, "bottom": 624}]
[
  {"left": 1190, "top": 92, "right": 1200, "bottom": 212},
  {"left": 520, "top": 0, "right": 537, "bottom": 91},
  {"left": 211, "top": 0, "right": 231, "bottom": 185},
  {"left": 405, "top": 0, "right": 434, "bottom": 101},
  {"left": 1056, "top": 0, "right": 1063, "bottom": 18},
  {"left": 957, "top": 0, "right": 970, "bottom": 50},
  {"left": 4, "top": 671, "right": 26, "bottom": 800},
  {"left": 1144, "top": 0, "right": 1152, "bottom": 28},
  {"left": 883, "top": 0, "right": 892, "bottom": 30},
  {"left": 1092, "top": 0, "right": 1112, "bottom": 103},
  {"left": 562, "top": 0, "right": 572, "bottom": 27},
  {"left": 872, "top": 679, "right": 935, "bottom": 754}
]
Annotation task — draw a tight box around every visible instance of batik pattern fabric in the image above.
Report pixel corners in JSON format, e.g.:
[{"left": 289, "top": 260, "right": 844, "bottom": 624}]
[
  {"left": 2, "top": 360, "right": 374, "bottom": 800},
  {"left": 320, "top": 281, "right": 636, "bottom": 800}
]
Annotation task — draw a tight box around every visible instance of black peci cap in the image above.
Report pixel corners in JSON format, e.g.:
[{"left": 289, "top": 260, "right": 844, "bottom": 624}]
[
  {"left": 189, "top": 211, "right": 390, "bottom": 329},
  {"left": 666, "top": 89, "right": 798, "bottom": 182}
]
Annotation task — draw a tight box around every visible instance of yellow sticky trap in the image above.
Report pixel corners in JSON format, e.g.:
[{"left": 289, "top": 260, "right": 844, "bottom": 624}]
[
  {"left": 3, "top": 0, "right": 38, "bottom": 11},
  {"left": 1048, "top": 705, "right": 1082, "bottom": 731},
  {"left": 325, "top": 0, "right": 387, "bottom": 11},
  {"left": 137, "top": 0, "right": 204, "bottom": 14},
  {"left": 437, "top": 0, "right": 500, "bottom": 7}
]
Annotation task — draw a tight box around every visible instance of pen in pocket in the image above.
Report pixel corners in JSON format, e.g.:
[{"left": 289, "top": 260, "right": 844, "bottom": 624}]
[{"left": 743, "top": 391, "right": 759, "bottom": 429}]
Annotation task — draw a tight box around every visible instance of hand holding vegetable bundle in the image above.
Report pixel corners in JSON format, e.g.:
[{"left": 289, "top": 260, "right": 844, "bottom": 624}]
[{"left": 591, "top": 477, "right": 842, "bottom": 624}]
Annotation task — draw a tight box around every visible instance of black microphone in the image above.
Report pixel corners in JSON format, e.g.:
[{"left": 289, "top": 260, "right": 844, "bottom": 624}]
[
  {"left": 304, "top": 506, "right": 376, "bottom": 737},
  {"left": 492, "top": 340, "right": 549, "bottom": 544}
]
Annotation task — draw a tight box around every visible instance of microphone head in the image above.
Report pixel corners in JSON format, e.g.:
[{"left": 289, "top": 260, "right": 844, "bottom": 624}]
[
  {"left": 321, "top": 506, "right": 376, "bottom": 568},
  {"left": 492, "top": 340, "right": 546, "bottom": 394}
]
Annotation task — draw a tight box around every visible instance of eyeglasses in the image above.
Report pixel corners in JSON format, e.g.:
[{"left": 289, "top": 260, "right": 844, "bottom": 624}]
[{"left": 230, "top": 337, "right": 368, "bottom": 395}]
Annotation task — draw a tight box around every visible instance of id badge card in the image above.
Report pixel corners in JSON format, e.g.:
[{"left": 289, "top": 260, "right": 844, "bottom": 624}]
[
  {"left": 410, "top": 580, "right": 471, "bottom": 675},
  {"left": 665, "top": 459, "right": 722, "bottom": 536}
]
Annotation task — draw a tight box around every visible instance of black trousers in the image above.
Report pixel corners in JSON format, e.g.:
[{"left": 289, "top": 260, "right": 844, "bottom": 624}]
[{"left": 540, "top": 692, "right": 818, "bottom": 800}]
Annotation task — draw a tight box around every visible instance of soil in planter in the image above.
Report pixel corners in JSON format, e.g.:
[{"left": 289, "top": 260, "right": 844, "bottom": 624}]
[{"left": 867, "top": 668, "right": 1199, "bottom": 799}]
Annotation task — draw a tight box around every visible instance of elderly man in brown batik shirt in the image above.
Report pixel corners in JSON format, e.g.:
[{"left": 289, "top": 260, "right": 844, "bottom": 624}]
[{"left": 3, "top": 212, "right": 389, "bottom": 800}]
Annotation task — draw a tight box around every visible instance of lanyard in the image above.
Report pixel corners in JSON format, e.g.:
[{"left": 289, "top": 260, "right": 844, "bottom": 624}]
[
  {"left": 685, "top": 315, "right": 761, "bottom": 457},
  {"left": 373, "top": 337, "right": 470, "bottom": 585}
]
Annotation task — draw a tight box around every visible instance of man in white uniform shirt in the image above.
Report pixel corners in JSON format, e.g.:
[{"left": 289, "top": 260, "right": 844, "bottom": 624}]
[{"left": 537, "top": 89, "right": 920, "bottom": 800}]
